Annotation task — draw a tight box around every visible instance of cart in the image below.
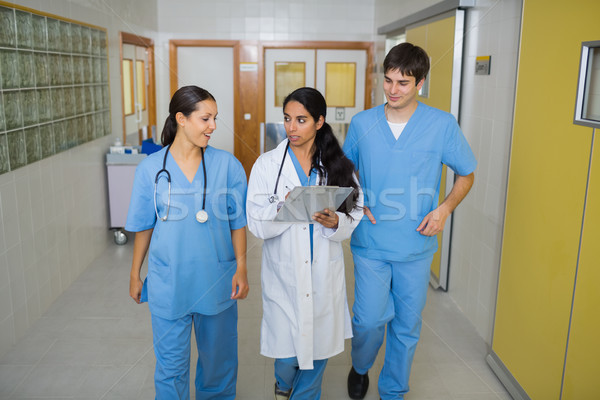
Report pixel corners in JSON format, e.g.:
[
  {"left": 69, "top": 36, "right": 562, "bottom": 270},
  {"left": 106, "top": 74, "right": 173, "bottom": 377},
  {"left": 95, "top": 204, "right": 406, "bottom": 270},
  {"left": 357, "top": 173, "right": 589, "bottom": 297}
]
[{"left": 106, "top": 152, "right": 146, "bottom": 244}]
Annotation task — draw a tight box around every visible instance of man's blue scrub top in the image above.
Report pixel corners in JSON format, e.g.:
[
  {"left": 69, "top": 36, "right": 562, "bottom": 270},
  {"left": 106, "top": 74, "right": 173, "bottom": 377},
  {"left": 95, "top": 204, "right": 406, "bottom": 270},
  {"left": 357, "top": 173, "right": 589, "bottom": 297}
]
[
  {"left": 343, "top": 102, "right": 477, "bottom": 262},
  {"left": 125, "top": 146, "right": 247, "bottom": 319}
]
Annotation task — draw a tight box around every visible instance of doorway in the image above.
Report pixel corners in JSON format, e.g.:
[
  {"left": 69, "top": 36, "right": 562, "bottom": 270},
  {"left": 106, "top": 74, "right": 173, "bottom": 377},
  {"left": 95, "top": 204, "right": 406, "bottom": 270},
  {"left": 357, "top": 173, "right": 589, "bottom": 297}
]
[{"left": 119, "top": 32, "right": 156, "bottom": 145}]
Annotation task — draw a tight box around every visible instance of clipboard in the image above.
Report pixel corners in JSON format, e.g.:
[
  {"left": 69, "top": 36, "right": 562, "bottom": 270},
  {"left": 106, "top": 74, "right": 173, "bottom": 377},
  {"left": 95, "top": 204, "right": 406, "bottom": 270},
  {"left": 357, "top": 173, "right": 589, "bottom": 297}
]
[{"left": 273, "top": 185, "right": 354, "bottom": 223}]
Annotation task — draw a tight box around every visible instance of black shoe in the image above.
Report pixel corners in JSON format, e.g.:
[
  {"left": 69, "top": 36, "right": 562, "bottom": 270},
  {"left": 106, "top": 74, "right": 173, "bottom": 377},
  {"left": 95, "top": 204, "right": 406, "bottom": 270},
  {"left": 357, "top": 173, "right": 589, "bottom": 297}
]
[{"left": 347, "top": 366, "right": 369, "bottom": 399}]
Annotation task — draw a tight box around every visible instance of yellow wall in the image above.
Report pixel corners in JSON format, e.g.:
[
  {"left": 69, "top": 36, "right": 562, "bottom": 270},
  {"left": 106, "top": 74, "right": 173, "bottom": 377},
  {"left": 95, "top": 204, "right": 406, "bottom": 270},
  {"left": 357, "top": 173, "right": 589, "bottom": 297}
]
[
  {"left": 562, "top": 134, "right": 600, "bottom": 399},
  {"left": 492, "top": 0, "right": 600, "bottom": 398},
  {"left": 406, "top": 15, "right": 455, "bottom": 281}
]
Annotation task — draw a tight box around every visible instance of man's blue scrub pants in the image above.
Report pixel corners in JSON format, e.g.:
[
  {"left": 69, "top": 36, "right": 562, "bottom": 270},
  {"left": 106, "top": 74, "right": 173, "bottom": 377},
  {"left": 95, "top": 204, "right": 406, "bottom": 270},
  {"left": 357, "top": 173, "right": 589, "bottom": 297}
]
[
  {"left": 350, "top": 253, "right": 433, "bottom": 400},
  {"left": 151, "top": 303, "right": 237, "bottom": 399},
  {"left": 275, "top": 357, "right": 328, "bottom": 399}
]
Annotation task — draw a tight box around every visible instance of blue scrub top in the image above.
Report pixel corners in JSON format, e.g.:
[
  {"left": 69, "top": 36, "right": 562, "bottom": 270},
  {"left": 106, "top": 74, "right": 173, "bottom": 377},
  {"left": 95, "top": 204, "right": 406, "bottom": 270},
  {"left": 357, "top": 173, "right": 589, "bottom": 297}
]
[
  {"left": 343, "top": 102, "right": 477, "bottom": 262},
  {"left": 287, "top": 146, "right": 318, "bottom": 262},
  {"left": 125, "top": 146, "right": 247, "bottom": 319}
]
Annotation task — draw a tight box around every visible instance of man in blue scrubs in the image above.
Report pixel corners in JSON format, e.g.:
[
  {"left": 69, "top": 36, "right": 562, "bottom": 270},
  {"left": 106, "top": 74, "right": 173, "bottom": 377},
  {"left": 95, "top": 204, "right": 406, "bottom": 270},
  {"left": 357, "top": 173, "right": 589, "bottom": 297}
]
[{"left": 343, "top": 43, "right": 476, "bottom": 400}]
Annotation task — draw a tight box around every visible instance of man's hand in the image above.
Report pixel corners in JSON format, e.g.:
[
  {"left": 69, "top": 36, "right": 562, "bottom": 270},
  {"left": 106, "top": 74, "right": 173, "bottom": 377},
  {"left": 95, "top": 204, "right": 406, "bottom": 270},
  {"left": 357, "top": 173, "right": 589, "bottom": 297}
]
[{"left": 416, "top": 205, "right": 450, "bottom": 236}]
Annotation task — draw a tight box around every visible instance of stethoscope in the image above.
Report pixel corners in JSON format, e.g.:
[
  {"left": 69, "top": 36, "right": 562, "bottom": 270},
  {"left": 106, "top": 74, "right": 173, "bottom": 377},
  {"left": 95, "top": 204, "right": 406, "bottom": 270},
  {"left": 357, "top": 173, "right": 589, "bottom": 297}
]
[
  {"left": 154, "top": 144, "right": 209, "bottom": 223},
  {"left": 269, "top": 141, "right": 290, "bottom": 204},
  {"left": 269, "top": 141, "right": 322, "bottom": 203}
]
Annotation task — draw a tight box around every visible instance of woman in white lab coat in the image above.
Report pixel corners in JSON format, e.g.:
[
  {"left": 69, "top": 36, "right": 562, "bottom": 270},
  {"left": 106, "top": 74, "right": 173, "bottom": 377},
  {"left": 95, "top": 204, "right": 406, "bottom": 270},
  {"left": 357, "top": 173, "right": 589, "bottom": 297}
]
[{"left": 247, "top": 87, "right": 363, "bottom": 399}]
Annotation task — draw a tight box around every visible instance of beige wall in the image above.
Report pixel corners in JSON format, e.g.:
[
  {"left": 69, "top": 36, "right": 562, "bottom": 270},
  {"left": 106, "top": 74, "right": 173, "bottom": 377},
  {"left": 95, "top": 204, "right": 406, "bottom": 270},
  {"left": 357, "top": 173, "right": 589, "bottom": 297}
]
[{"left": 0, "top": 0, "right": 159, "bottom": 358}]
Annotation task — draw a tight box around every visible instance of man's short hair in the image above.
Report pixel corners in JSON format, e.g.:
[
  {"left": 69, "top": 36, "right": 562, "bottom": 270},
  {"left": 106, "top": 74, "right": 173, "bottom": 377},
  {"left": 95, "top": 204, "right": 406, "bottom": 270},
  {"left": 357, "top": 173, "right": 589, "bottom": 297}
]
[{"left": 383, "top": 43, "right": 430, "bottom": 85}]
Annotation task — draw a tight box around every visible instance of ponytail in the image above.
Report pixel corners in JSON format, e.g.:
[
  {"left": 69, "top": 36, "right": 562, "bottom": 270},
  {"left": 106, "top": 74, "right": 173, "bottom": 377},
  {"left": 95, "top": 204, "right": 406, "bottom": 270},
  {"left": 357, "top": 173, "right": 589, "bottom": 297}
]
[{"left": 161, "top": 114, "right": 178, "bottom": 146}]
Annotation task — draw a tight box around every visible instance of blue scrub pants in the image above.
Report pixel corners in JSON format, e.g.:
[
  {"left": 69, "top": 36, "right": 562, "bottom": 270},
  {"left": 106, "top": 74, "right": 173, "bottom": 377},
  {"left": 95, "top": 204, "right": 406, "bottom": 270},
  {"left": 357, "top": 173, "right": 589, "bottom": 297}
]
[
  {"left": 151, "top": 303, "right": 238, "bottom": 400},
  {"left": 350, "top": 253, "right": 433, "bottom": 400},
  {"left": 274, "top": 357, "right": 328, "bottom": 399}
]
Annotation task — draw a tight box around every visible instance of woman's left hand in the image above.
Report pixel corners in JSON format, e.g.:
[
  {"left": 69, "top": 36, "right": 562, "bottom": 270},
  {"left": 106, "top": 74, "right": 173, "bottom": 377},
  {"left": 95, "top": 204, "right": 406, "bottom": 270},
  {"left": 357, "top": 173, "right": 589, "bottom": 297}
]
[
  {"left": 312, "top": 208, "right": 339, "bottom": 229},
  {"left": 231, "top": 269, "right": 249, "bottom": 300}
]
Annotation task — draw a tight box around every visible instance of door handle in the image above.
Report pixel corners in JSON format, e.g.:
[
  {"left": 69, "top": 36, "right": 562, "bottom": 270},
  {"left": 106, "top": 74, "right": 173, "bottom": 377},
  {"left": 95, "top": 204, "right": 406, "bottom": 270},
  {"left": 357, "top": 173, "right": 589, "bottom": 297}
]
[{"left": 135, "top": 102, "right": 142, "bottom": 123}]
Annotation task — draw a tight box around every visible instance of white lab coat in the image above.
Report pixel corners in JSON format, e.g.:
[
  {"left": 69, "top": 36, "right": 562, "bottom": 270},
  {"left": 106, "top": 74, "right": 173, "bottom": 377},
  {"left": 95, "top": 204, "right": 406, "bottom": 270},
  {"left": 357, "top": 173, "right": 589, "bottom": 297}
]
[{"left": 247, "top": 139, "right": 363, "bottom": 369}]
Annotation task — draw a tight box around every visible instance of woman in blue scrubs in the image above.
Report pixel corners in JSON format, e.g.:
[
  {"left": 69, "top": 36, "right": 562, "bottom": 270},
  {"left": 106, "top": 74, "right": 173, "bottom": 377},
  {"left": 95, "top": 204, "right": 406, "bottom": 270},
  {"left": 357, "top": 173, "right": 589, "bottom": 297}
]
[{"left": 126, "top": 86, "right": 248, "bottom": 399}]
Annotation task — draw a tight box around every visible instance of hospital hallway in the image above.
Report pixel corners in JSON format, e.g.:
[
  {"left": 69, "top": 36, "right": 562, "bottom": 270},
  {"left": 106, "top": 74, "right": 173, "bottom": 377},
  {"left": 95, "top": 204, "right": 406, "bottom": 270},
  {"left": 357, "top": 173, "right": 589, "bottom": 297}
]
[{"left": 0, "top": 229, "right": 511, "bottom": 399}]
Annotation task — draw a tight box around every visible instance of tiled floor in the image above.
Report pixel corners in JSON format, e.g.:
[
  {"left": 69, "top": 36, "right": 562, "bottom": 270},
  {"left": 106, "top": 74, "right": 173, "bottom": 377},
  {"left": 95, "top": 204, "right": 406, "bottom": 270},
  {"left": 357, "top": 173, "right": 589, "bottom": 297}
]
[{"left": 0, "top": 230, "right": 511, "bottom": 399}]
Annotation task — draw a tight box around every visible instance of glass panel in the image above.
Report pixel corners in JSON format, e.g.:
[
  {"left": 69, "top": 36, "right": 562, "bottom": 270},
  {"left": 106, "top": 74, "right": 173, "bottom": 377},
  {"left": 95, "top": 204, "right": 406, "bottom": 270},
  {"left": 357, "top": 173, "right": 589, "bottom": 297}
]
[
  {"left": 103, "top": 110, "right": 111, "bottom": 136},
  {"left": 60, "top": 21, "right": 71, "bottom": 53},
  {"left": 0, "top": 93, "right": 5, "bottom": 131},
  {"left": 18, "top": 51, "right": 35, "bottom": 88},
  {"left": 93, "top": 112, "right": 104, "bottom": 139},
  {"left": 0, "top": 4, "right": 110, "bottom": 174},
  {"left": 24, "top": 126, "right": 40, "bottom": 163},
  {"left": 94, "top": 85, "right": 103, "bottom": 111},
  {"left": 46, "top": 18, "right": 60, "bottom": 52},
  {"left": 83, "top": 57, "right": 94, "bottom": 83},
  {"left": 61, "top": 55, "right": 73, "bottom": 85},
  {"left": 101, "top": 59, "right": 108, "bottom": 83},
  {"left": 7, "top": 130, "right": 26, "bottom": 170},
  {"left": 84, "top": 86, "right": 94, "bottom": 113},
  {"left": 123, "top": 59, "right": 134, "bottom": 115},
  {"left": 91, "top": 29, "right": 100, "bottom": 56},
  {"left": 102, "top": 85, "right": 110, "bottom": 110},
  {"left": 76, "top": 116, "right": 86, "bottom": 143},
  {"left": 582, "top": 48, "right": 600, "bottom": 121},
  {"left": 34, "top": 53, "right": 49, "bottom": 87},
  {"left": 81, "top": 26, "right": 92, "bottom": 55},
  {"left": 99, "top": 31, "right": 107, "bottom": 57},
  {"left": 39, "top": 123, "right": 54, "bottom": 159},
  {"left": 16, "top": 10, "right": 33, "bottom": 49},
  {"left": 0, "top": 6, "right": 16, "bottom": 47},
  {"left": 0, "top": 134, "right": 9, "bottom": 173},
  {"left": 36, "top": 89, "right": 52, "bottom": 123},
  {"left": 21, "top": 90, "right": 38, "bottom": 127},
  {"left": 64, "top": 88, "right": 75, "bottom": 117},
  {"left": 136, "top": 60, "right": 146, "bottom": 110},
  {"left": 66, "top": 118, "right": 77, "bottom": 147},
  {"left": 53, "top": 121, "right": 66, "bottom": 152},
  {"left": 275, "top": 62, "right": 305, "bottom": 107},
  {"left": 325, "top": 62, "right": 356, "bottom": 107},
  {"left": 0, "top": 50, "right": 19, "bottom": 89},
  {"left": 72, "top": 56, "right": 83, "bottom": 84},
  {"left": 49, "top": 54, "right": 62, "bottom": 86},
  {"left": 93, "top": 57, "right": 102, "bottom": 83},
  {"left": 4, "top": 91, "right": 22, "bottom": 130},
  {"left": 84, "top": 115, "right": 93, "bottom": 141},
  {"left": 31, "top": 15, "right": 47, "bottom": 51},
  {"left": 71, "top": 24, "right": 82, "bottom": 54},
  {"left": 51, "top": 88, "right": 64, "bottom": 119}
]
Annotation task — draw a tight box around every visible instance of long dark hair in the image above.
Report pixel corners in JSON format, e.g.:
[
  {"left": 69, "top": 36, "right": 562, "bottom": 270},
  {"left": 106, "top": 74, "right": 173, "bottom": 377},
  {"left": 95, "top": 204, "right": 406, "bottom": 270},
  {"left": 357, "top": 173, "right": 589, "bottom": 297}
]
[
  {"left": 161, "top": 86, "right": 216, "bottom": 146},
  {"left": 282, "top": 87, "right": 359, "bottom": 216}
]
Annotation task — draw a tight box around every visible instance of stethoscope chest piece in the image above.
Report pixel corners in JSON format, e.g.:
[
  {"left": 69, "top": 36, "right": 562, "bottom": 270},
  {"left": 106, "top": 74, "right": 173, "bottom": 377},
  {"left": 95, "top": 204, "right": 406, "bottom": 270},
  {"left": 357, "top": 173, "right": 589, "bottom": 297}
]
[{"left": 195, "top": 210, "right": 208, "bottom": 223}]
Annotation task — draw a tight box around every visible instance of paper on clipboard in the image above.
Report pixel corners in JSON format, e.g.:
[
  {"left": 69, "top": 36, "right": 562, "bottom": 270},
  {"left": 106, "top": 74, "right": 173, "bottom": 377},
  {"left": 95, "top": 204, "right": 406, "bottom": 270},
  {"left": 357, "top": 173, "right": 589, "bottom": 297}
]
[{"left": 273, "top": 186, "right": 354, "bottom": 223}]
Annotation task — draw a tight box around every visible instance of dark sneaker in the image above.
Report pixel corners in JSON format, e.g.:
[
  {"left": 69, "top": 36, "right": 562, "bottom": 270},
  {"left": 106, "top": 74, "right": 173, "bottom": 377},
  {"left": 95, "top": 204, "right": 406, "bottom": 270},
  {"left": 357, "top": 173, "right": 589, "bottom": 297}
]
[{"left": 347, "top": 366, "right": 369, "bottom": 399}]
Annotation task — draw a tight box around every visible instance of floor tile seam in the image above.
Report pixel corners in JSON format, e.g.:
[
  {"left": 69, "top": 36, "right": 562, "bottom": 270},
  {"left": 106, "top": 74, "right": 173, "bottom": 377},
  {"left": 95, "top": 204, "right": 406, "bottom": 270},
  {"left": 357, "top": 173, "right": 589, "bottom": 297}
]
[{"left": 6, "top": 337, "right": 58, "bottom": 399}]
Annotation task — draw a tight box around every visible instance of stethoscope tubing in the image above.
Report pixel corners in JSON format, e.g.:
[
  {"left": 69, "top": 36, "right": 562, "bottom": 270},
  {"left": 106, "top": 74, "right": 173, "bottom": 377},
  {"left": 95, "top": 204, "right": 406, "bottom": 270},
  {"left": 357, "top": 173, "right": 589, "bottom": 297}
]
[{"left": 153, "top": 144, "right": 207, "bottom": 221}]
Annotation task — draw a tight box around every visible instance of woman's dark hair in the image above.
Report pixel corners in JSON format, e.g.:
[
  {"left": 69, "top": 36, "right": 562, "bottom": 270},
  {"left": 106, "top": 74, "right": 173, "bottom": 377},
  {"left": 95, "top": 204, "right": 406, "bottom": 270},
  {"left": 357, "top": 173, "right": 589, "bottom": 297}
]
[
  {"left": 282, "top": 87, "right": 359, "bottom": 216},
  {"left": 161, "top": 85, "right": 216, "bottom": 146},
  {"left": 383, "top": 42, "right": 430, "bottom": 84}
]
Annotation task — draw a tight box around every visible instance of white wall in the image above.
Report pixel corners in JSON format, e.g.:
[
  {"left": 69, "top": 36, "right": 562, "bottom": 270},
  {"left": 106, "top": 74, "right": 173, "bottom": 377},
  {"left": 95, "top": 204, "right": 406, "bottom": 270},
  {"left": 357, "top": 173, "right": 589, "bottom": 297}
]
[
  {"left": 153, "top": 0, "right": 377, "bottom": 143},
  {"left": 0, "top": 0, "right": 159, "bottom": 358},
  {"left": 374, "top": 0, "right": 522, "bottom": 343}
]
